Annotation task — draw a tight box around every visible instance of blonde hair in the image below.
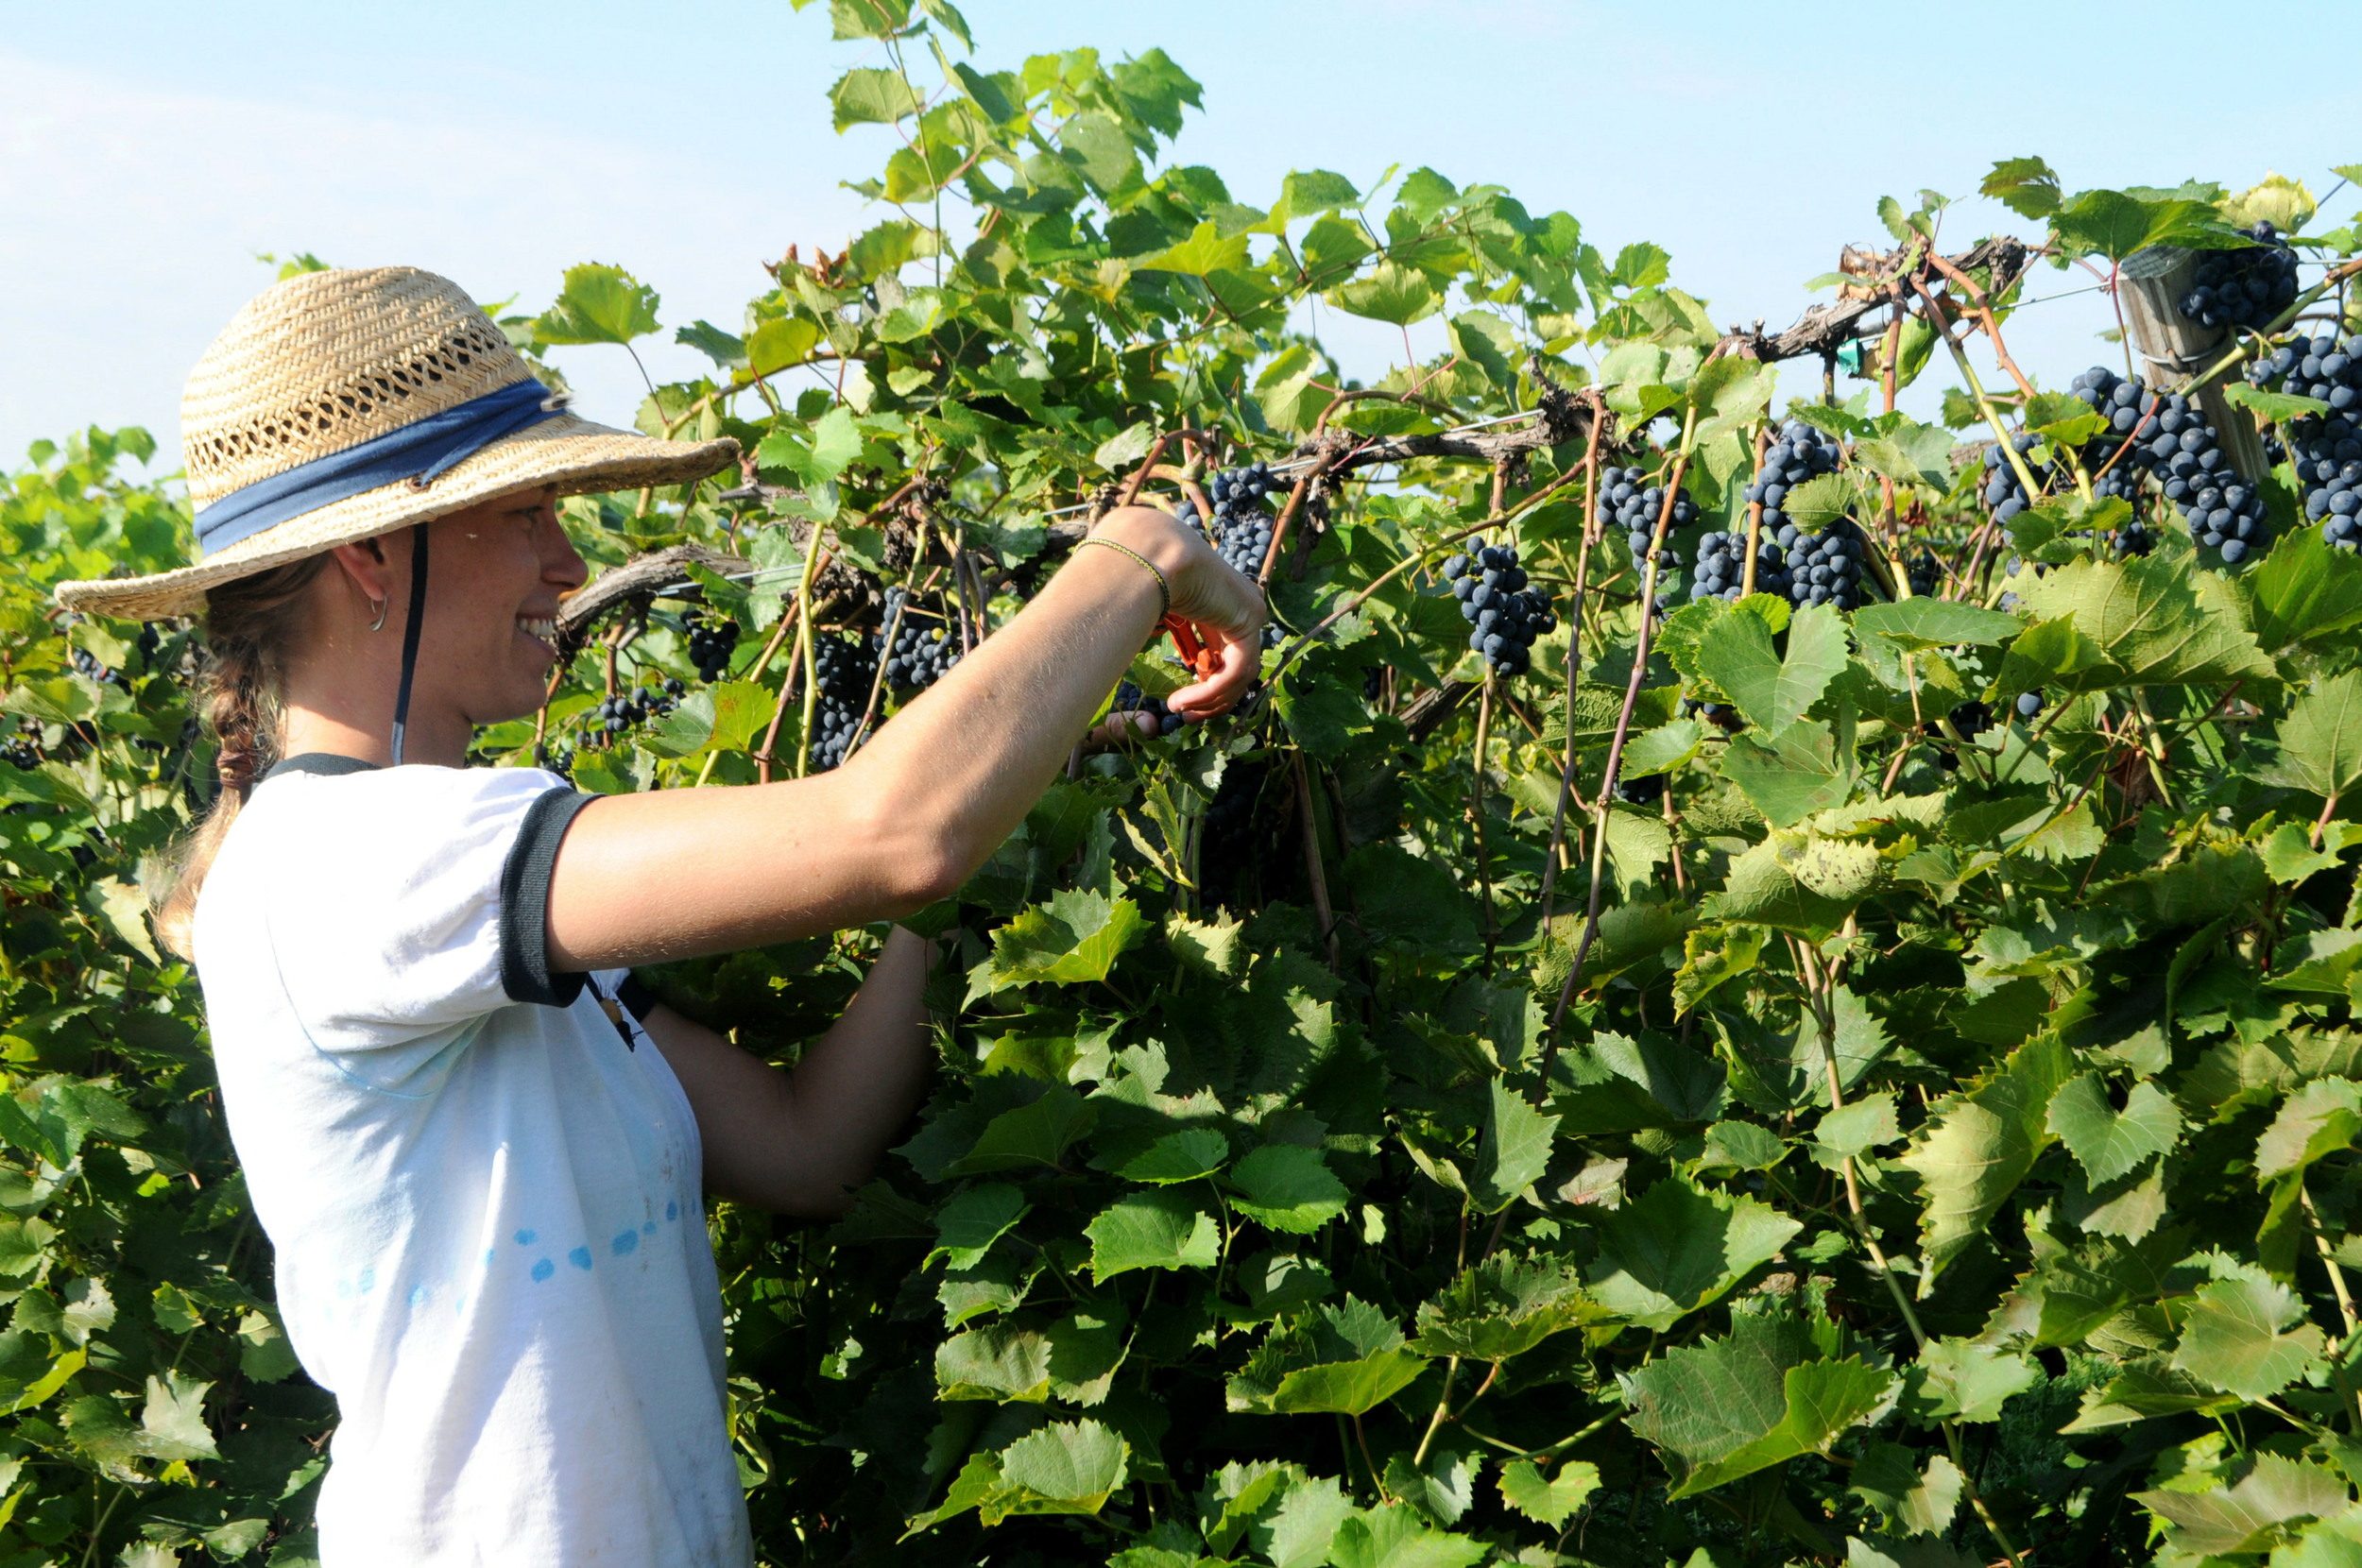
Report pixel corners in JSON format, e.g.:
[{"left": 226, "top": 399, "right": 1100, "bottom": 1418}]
[{"left": 153, "top": 555, "right": 330, "bottom": 960}]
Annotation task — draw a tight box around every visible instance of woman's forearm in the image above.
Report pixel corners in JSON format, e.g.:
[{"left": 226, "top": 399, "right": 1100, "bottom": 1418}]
[
  {"left": 643, "top": 927, "right": 936, "bottom": 1216},
  {"left": 766, "top": 926, "right": 935, "bottom": 1206}
]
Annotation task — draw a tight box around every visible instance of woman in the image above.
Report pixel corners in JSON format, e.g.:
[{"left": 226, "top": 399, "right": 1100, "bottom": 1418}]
[{"left": 56, "top": 267, "right": 1262, "bottom": 1566}]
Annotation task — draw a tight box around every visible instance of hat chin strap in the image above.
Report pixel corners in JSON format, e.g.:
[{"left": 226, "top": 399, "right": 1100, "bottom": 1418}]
[{"left": 389, "top": 524, "right": 431, "bottom": 767}]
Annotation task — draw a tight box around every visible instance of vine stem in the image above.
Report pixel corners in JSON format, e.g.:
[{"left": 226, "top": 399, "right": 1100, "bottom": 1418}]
[
  {"left": 1740, "top": 421, "right": 1769, "bottom": 598},
  {"left": 1472, "top": 674, "right": 1498, "bottom": 965},
  {"left": 1912, "top": 278, "right": 2047, "bottom": 509},
  {"left": 1292, "top": 751, "right": 1343, "bottom": 974},
  {"left": 1539, "top": 392, "right": 1607, "bottom": 929},
  {"left": 1800, "top": 927, "right": 2026, "bottom": 1568},
  {"left": 789, "top": 520, "right": 831, "bottom": 779},
  {"left": 1924, "top": 249, "right": 2037, "bottom": 401},
  {"left": 1541, "top": 404, "right": 1699, "bottom": 1081},
  {"left": 2127, "top": 689, "right": 2179, "bottom": 810}
]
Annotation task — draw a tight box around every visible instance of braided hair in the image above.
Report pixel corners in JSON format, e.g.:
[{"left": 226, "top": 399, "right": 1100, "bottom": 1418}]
[{"left": 153, "top": 555, "right": 329, "bottom": 960}]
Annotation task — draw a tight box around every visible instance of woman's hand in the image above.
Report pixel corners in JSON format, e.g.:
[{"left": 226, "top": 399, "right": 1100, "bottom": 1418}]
[{"left": 1088, "top": 506, "right": 1266, "bottom": 720}]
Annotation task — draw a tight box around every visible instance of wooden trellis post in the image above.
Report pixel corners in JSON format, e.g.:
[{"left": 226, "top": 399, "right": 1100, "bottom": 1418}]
[{"left": 2117, "top": 245, "right": 2272, "bottom": 483}]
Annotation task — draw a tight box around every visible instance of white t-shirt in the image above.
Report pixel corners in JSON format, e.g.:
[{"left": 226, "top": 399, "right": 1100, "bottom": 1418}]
[{"left": 194, "top": 758, "right": 751, "bottom": 1567}]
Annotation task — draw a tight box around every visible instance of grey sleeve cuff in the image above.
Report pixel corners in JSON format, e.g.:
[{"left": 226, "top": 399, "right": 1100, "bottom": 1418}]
[{"left": 499, "top": 788, "right": 595, "bottom": 1007}]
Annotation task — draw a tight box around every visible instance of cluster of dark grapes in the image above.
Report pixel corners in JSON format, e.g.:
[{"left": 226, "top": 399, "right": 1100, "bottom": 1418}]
[
  {"left": 1444, "top": 544, "right": 1555, "bottom": 676},
  {"left": 1110, "top": 680, "right": 1188, "bottom": 737},
  {"left": 2179, "top": 222, "right": 2300, "bottom": 333},
  {"left": 2144, "top": 389, "right": 2269, "bottom": 561},
  {"left": 1746, "top": 421, "right": 1843, "bottom": 527},
  {"left": 2065, "top": 365, "right": 2270, "bottom": 562},
  {"left": 2249, "top": 332, "right": 2362, "bottom": 550},
  {"left": 1907, "top": 548, "right": 1941, "bottom": 597},
  {"left": 1597, "top": 466, "right": 1695, "bottom": 611},
  {"left": 1778, "top": 518, "right": 1870, "bottom": 610},
  {"left": 1746, "top": 422, "right": 1866, "bottom": 609},
  {"left": 1176, "top": 461, "right": 1282, "bottom": 577},
  {"left": 2064, "top": 367, "right": 2157, "bottom": 504},
  {"left": 1688, "top": 527, "right": 1789, "bottom": 604},
  {"left": 881, "top": 587, "right": 963, "bottom": 690},
  {"left": 1924, "top": 698, "right": 1995, "bottom": 772},
  {"left": 2, "top": 725, "right": 38, "bottom": 772},
  {"left": 1197, "top": 758, "right": 1271, "bottom": 909},
  {"left": 686, "top": 613, "right": 740, "bottom": 683},
  {"left": 807, "top": 634, "right": 881, "bottom": 772},
  {"left": 1980, "top": 432, "right": 2046, "bottom": 528},
  {"left": 68, "top": 645, "right": 131, "bottom": 693},
  {"left": 589, "top": 679, "right": 684, "bottom": 740},
  {"left": 532, "top": 741, "right": 574, "bottom": 780}
]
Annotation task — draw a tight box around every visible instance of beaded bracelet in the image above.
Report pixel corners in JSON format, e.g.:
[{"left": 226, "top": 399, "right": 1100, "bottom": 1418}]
[{"left": 1074, "top": 536, "right": 1172, "bottom": 619}]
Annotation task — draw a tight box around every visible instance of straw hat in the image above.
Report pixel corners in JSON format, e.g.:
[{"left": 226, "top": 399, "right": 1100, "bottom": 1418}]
[{"left": 54, "top": 266, "right": 739, "bottom": 620}]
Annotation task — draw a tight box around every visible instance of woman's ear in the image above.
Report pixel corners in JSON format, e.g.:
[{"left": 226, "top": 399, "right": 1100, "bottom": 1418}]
[{"left": 328, "top": 536, "right": 398, "bottom": 610}]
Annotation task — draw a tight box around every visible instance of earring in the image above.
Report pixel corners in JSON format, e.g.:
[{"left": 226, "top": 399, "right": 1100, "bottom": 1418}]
[{"left": 367, "top": 594, "right": 389, "bottom": 633}]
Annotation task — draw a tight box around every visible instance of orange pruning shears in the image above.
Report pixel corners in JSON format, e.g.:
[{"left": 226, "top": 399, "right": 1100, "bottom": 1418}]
[{"left": 1161, "top": 613, "right": 1221, "bottom": 680}]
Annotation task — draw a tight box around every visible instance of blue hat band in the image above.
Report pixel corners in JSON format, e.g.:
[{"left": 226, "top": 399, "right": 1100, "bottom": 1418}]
[{"left": 194, "top": 378, "right": 566, "bottom": 558}]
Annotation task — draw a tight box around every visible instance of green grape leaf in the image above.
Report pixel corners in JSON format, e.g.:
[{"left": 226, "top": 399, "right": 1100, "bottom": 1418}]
[
  {"left": 2170, "top": 1273, "right": 2327, "bottom": 1400},
  {"left": 2012, "top": 553, "right": 2275, "bottom": 690},
  {"left": 967, "top": 890, "right": 1149, "bottom": 997},
  {"left": 1410, "top": 1255, "right": 1601, "bottom": 1362},
  {"left": 948, "top": 1086, "right": 1094, "bottom": 1174},
  {"left": 830, "top": 66, "right": 921, "bottom": 130},
  {"left": 1267, "top": 1351, "right": 1428, "bottom": 1417},
  {"left": 1982, "top": 156, "right": 2062, "bottom": 219},
  {"left": 1469, "top": 1082, "right": 1560, "bottom": 1214},
  {"left": 1087, "top": 1190, "right": 1220, "bottom": 1280},
  {"left": 1625, "top": 1314, "right": 1892, "bottom": 1498},
  {"left": 1617, "top": 719, "right": 1704, "bottom": 780},
  {"left": 2250, "top": 525, "right": 2362, "bottom": 653},
  {"left": 2135, "top": 1457, "right": 2352, "bottom": 1559},
  {"left": 1905, "top": 1338, "right": 2038, "bottom": 1423},
  {"left": 2254, "top": 1078, "right": 2362, "bottom": 1181},
  {"left": 1900, "top": 1033, "right": 2073, "bottom": 1291},
  {"left": 1329, "top": 262, "right": 1441, "bottom": 327},
  {"left": 1585, "top": 1180, "right": 1801, "bottom": 1330},
  {"left": 928, "top": 1184, "right": 1028, "bottom": 1270},
  {"left": 1229, "top": 1145, "right": 1349, "bottom": 1235},
  {"left": 1497, "top": 1459, "right": 1600, "bottom": 1527},
  {"left": 1330, "top": 1504, "right": 1487, "bottom": 1568},
  {"left": 533, "top": 263, "right": 661, "bottom": 346},
  {"left": 2044, "top": 1074, "right": 2183, "bottom": 1185},
  {"left": 996, "top": 1419, "right": 1129, "bottom": 1508},
  {"left": 934, "top": 1321, "right": 1053, "bottom": 1401},
  {"left": 2261, "top": 671, "right": 2362, "bottom": 802},
  {"left": 1850, "top": 597, "right": 2023, "bottom": 650},
  {"left": 1696, "top": 601, "right": 1849, "bottom": 734},
  {"left": 1721, "top": 714, "right": 1857, "bottom": 827},
  {"left": 1119, "top": 1128, "right": 1231, "bottom": 1185}
]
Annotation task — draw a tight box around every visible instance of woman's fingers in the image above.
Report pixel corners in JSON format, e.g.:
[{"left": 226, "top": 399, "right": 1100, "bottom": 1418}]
[{"left": 1166, "top": 620, "right": 1262, "bottom": 717}]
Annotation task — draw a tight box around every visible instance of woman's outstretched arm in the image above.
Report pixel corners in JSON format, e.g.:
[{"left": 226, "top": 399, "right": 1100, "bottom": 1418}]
[
  {"left": 544, "top": 506, "right": 1260, "bottom": 971},
  {"left": 634, "top": 927, "right": 935, "bottom": 1217}
]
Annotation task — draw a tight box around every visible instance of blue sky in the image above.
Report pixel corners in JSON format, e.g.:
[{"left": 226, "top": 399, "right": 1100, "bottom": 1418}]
[{"left": 4, "top": 0, "right": 2355, "bottom": 469}]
